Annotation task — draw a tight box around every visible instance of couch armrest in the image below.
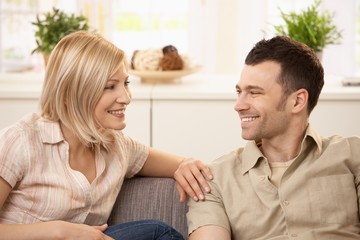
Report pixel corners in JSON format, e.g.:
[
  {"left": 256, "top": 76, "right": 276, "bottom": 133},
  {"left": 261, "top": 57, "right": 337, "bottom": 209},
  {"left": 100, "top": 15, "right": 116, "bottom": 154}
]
[{"left": 108, "top": 176, "right": 188, "bottom": 238}]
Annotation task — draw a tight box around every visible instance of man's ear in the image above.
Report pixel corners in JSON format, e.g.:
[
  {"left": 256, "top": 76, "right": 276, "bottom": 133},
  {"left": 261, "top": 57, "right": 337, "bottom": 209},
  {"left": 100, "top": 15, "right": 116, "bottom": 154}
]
[{"left": 291, "top": 88, "right": 308, "bottom": 113}]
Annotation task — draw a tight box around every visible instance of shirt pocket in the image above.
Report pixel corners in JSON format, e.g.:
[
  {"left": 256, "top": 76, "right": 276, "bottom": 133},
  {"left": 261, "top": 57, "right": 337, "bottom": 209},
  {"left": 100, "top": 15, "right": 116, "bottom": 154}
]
[{"left": 309, "top": 173, "right": 358, "bottom": 224}]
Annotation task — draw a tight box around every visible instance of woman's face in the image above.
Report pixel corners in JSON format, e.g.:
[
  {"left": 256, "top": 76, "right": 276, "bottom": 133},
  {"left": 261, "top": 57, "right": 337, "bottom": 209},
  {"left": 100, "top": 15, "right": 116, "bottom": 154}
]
[{"left": 94, "top": 62, "right": 131, "bottom": 130}]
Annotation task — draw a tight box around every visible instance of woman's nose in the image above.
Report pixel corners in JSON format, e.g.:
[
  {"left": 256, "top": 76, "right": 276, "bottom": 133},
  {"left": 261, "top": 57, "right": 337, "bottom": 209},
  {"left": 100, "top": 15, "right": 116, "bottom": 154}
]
[{"left": 116, "top": 87, "right": 131, "bottom": 104}]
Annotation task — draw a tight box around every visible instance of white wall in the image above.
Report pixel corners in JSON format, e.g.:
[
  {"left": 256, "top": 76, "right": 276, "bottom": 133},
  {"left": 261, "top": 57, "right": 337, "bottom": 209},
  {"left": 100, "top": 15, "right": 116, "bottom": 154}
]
[
  {"left": 189, "top": 0, "right": 358, "bottom": 77},
  {"left": 322, "top": 0, "right": 357, "bottom": 76}
]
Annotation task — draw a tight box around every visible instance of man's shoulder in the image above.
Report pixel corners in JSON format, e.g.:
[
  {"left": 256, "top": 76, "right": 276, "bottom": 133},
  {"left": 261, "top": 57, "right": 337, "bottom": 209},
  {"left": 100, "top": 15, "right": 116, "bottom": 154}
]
[
  {"left": 322, "top": 135, "right": 360, "bottom": 147},
  {"left": 208, "top": 148, "right": 245, "bottom": 175}
]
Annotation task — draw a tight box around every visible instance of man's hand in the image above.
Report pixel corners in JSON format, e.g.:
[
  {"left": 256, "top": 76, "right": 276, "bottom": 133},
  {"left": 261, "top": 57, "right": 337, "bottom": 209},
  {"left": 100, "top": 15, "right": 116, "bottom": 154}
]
[{"left": 174, "top": 158, "right": 213, "bottom": 202}]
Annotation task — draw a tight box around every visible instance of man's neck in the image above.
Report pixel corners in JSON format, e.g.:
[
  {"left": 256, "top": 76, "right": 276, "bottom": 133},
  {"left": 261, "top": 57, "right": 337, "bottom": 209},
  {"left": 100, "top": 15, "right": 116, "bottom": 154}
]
[{"left": 260, "top": 123, "right": 308, "bottom": 163}]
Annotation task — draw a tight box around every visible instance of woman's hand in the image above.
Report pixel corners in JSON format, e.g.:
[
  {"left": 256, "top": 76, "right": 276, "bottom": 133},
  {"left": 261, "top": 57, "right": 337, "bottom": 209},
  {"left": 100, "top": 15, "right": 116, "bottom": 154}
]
[
  {"left": 50, "top": 221, "right": 114, "bottom": 240},
  {"left": 0, "top": 221, "right": 113, "bottom": 240},
  {"left": 137, "top": 148, "right": 213, "bottom": 203},
  {"left": 174, "top": 158, "right": 213, "bottom": 203}
]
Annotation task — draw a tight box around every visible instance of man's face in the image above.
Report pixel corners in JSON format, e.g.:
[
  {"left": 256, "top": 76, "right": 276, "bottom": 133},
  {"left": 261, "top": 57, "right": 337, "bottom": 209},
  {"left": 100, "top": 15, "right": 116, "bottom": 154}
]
[{"left": 234, "top": 61, "right": 292, "bottom": 142}]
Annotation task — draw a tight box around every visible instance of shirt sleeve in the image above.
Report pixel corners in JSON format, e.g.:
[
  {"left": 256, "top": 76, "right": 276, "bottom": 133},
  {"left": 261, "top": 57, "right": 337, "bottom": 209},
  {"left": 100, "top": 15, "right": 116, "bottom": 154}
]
[
  {"left": 114, "top": 131, "right": 149, "bottom": 178},
  {"left": 0, "top": 126, "right": 27, "bottom": 187},
  {"left": 186, "top": 172, "right": 231, "bottom": 235},
  {"left": 348, "top": 137, "right": 360, "bottom": 219}
]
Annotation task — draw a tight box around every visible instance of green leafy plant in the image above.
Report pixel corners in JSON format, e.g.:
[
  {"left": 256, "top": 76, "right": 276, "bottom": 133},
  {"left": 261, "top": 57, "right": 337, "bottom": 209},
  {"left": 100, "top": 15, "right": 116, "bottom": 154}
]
[
  {"left": 32, "top": 7, "right": 89, "bottom": 56},
  {"left": 274, "top": 0, "right": 342, "bottom": 52}
]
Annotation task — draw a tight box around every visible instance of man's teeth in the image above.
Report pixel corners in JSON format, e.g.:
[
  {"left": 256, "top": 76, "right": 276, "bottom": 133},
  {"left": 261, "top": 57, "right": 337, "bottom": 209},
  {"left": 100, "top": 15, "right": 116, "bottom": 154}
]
[
  {"left": 242, "top": 117, "right": 257, "bottom": 122},
  {"left": 108, "top": 110, "right": 124, "bottom": 114}
]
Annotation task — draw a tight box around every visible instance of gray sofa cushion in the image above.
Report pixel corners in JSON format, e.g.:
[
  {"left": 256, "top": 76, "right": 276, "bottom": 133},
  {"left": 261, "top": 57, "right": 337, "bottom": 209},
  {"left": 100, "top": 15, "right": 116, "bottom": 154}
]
[{"left": 108, "top": 177, "right": 188, "bottom": 238}]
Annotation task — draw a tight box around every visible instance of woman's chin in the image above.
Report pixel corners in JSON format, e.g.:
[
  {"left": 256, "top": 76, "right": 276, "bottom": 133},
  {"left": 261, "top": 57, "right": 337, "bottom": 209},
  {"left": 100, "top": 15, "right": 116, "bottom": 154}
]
[
  {"left": 104, "top": 122, "right": 126, "bottom": 131},
  {"left": 115, "top": 123, "right": 126, "bottom": 130}
]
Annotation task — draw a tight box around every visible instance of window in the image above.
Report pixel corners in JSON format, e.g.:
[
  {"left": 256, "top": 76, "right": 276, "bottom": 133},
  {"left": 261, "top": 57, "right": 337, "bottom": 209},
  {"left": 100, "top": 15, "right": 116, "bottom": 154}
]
[
  {"left": 0, "top": 0, "right": 191, "bottom": 73},
  {"left": 110, "top": 0, "right": 189, "bottom": 57},
  {"left": 0, "top": 0, "right": 359, "bottom": 77},
  {"left": 0, "top": 0, "right": 83, "bottom": 72},
  {"left": 357, "top": 0, "right": 360, "bottom": 74},
  {"left": 0, "top": 0, "right": 39, "bottom": 73}
]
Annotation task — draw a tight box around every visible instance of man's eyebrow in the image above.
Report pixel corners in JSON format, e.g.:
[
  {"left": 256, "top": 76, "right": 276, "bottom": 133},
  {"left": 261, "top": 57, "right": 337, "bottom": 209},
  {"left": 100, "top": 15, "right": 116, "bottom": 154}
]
[
  {"left": 235, "top": 84, "right": 264, "bottom": 91},
  {"left": 246, "top": 85, "right": 264, "bottom": 91}
]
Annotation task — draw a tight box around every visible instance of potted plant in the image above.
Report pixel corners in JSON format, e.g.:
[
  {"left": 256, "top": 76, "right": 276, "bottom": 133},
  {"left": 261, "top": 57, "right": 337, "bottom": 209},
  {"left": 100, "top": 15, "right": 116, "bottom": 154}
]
[
  {"left": 31, "top": 7, "right": 89, "bottom": 64},
  {"left": 273, "top": 0, "right": 342, "bottom": 58}
]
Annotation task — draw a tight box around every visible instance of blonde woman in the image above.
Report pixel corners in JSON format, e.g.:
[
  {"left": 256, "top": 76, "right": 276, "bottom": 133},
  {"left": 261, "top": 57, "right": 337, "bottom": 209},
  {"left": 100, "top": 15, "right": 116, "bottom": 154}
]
[{"left": 0, "top": 31, "right": 212, "bottom": 240}]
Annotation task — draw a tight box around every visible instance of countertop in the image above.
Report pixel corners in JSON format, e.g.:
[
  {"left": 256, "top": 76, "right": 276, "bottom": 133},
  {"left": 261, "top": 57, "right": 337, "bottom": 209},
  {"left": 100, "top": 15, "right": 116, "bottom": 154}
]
[{"left": 0, "top": 72, "right": 359, "bottom": 100}]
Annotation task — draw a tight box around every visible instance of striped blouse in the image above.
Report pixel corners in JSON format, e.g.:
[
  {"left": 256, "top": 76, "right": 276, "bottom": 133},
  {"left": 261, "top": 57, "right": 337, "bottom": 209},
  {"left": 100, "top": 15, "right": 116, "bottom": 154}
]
[{"left": 0, "top": 113, "right": 148, "bottom": 225}]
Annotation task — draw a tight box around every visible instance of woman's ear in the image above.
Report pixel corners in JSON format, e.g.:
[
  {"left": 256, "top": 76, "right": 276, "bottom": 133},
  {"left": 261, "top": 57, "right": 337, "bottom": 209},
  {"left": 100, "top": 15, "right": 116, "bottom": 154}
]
[{"left": 291, "top": 89, "right": 308, "bottom": 113}]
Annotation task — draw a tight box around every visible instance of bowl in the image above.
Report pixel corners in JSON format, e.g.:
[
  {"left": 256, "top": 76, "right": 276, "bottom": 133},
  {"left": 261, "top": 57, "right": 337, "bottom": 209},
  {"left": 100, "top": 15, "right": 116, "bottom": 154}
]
[{"left": 129, "top": 66, "right": 201, "bottom": 84}]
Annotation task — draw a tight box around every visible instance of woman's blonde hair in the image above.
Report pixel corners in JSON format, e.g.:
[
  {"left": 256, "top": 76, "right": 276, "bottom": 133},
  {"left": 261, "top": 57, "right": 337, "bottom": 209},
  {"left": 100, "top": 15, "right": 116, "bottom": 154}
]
[{"left": 40, "top": 31, "right": 125, "bottom": 150}]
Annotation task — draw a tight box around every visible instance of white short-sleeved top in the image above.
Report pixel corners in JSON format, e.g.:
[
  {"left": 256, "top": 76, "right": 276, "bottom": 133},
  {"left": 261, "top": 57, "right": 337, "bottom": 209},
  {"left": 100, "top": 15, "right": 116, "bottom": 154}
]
[{"left": 0, "top": 113, "right": 149, "bottom": 225}]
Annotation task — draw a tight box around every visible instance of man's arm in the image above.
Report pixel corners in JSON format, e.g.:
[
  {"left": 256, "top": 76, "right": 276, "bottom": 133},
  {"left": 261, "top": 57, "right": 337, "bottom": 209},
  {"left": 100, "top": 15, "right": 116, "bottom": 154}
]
[{"left": 189, "top": 225, "right": 231, "bottom": 240}]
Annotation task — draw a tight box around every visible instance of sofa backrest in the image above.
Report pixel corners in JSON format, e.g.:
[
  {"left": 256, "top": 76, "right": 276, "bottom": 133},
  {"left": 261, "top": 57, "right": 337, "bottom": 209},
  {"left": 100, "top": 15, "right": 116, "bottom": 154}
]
[{"left": 108, "top": 177, "right": 188, "bottom": 238}]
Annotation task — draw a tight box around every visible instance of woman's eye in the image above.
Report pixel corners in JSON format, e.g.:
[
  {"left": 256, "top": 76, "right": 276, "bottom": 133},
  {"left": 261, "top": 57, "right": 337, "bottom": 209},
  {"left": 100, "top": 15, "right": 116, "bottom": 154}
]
[
  {"left": 125, "top": 81, "right": 130, "bottom": 86},
  {"left": 104, "top": 85, "right": 115, "bottom": 90}
]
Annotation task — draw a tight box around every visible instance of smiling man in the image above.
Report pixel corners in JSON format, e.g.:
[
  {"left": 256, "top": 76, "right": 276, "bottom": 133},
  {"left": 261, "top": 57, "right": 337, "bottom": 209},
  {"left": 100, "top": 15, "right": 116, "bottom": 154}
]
[{"left": 186, "top": 36, "right": 360, "bottom": 240}]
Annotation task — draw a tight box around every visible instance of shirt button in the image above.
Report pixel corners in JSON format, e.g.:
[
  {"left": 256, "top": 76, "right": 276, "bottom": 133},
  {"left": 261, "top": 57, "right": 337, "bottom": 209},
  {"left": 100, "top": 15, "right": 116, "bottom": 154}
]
[
  {"left": 291, "top": 233, "right": 298, "bottom": 237},
  {"left": 260, "top": 176, "right": 266, "bottom": 181},
  {"left": 283, "top": 200, "right": 289, "bottom": 206}
]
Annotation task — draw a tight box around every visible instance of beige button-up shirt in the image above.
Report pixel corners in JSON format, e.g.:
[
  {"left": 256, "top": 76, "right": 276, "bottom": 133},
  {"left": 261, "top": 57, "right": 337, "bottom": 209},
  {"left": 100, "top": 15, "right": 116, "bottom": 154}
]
[
  {"left": 187, "top": 125, "right": 360, "bottom": 239},
  {"left": 0, "top": 113, "right": 148, "bottom": 225}
]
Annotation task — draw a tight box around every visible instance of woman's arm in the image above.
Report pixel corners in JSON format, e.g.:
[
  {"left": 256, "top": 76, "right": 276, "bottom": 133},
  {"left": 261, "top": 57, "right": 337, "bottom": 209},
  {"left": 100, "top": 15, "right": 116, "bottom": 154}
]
[
  {"left": 0, "top": 177, "right": 11, "bottom": 210},
  {"left": 0, "top": 177, "right": 112, "bottom": 240},
  {"left": 137, "top": 148, "right": 213, "bottom": 202}
]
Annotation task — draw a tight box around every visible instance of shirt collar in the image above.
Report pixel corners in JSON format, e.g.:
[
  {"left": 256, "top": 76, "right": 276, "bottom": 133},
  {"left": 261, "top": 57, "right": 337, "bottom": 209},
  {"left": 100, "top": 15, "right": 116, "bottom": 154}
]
[
  {"left": 38, "top": 118, "right": 65, "bottom": 144},
  {"left": 241, "top": 123, "right": 322, "bottom": 175},
  {"left": 304, "top": 124, "right": 322, "bottom": 153},
  {"left": 241, "top": 141, "right": 264, "bottom": 174}
]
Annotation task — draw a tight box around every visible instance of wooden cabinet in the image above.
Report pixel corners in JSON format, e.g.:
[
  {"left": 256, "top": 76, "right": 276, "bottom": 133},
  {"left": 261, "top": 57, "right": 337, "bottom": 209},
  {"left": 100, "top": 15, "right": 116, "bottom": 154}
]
[
  {"left": 0, "top": 75, "right": 41, "bottom": 130},
  {"left": 152, "top": 99, "right": 244, "bottom": 162},
  {"left": 311, "top": 100, "right": 360, "bottom": 137},
  {"left": 1, "top": 73, "right": 360, "bottom": 162},
  {"left": 151, "top": 74, "right": 245, "bottom": 161}
]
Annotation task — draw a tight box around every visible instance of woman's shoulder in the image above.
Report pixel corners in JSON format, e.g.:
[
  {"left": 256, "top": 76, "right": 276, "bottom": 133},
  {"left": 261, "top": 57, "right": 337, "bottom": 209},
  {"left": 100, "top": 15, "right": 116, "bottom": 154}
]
[
  {"left": 3, "top": 112, "right": 40, "bottom": 128},
  {"left": 112, "top": 130, "right": 145, "bottom": 147},
  {"left": 0, "top": 113, "right": 42, "bottom": 141}
]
